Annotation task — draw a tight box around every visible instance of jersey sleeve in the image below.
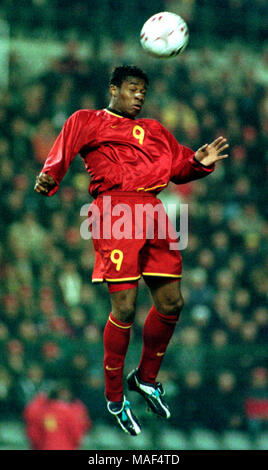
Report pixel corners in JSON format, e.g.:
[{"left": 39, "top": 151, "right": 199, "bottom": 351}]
[
  {"left": 165, "top": 128, "right": 215, "bottom": 184},
  {"left": 41, "top": 110, "right": 94, "bottom": 196}
]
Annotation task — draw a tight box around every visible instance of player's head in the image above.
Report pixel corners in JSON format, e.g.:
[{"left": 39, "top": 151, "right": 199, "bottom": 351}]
[
  {"left": 110, "top": 65, "right": 149, "bottom": 88},
  {"left": 109, "top": 65, "right": 149, "bottom": 118}
]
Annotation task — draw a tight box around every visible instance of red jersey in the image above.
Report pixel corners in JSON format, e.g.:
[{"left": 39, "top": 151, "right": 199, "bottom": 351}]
[
  {"left": 42, "top": 108, "right": 214, "bottom": 198},
  {"left": 23, "top": 393, "right": 91, "bottom": 450}
]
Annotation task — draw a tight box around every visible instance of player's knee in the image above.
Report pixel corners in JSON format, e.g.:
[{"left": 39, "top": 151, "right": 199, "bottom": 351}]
[
  {"left": 111, "top": 295, "right": 136, "bottom": 323},
  {"left": 110, "top": 288, "right": 137, "bottom": 323},
  {"left": 158, "top": 294, "right": 184, "bottom": 316},
  {"left": 114, "top": 303, "right": 136, "bottom": 323},
  {"left": 173, "top": 295, "right": 184, "bottom": 315}
]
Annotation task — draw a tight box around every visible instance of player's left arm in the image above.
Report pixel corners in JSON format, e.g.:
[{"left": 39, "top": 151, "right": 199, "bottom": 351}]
[
  {"left": 168, "top": 128, "right": 229, "bottom": 184},
  {"left": 195, "top": 136, "right": 229, "bottom": 166}
]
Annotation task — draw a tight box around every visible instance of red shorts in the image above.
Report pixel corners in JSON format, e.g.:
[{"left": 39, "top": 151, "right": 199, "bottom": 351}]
[{"left": 89, "top": 191, "right": 182, "bottom": 284}]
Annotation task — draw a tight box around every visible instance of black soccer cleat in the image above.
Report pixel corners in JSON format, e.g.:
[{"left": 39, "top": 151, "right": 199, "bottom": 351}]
[
  {"left": 107, "top": 395, "right": 141, "bottom": 436},
  {"left": 127, "top": 368, "right": 171, "bottom": 419}
]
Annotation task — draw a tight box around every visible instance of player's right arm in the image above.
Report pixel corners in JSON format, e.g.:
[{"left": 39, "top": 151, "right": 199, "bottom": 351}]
[
  {"left": 34, "top": 172, "right": 57, "bottom": 195},
  {"left": 34, "top": 110, "right": 93, "bottom": 196}
]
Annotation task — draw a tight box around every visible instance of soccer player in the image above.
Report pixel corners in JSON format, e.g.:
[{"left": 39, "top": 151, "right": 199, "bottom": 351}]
[{"left": 34, "top": 65, "right": 229, "bottom": 436}]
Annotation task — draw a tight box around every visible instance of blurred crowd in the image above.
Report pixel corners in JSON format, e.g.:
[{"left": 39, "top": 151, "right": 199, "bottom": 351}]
[
  {"left": 1, "top": 0, "right": 267, "bottom": 44},
  {"left": 0, "top": 0, "right": 267, "bottom": 438}
]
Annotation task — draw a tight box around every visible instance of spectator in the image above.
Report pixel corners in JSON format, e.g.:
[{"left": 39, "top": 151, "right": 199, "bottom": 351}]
[
  {"left": 15, "top": 363, "right": 48, "bottom": 412},
  {"left": 0, "top": 366, "right": 14, "bottom": 418},
  {"left": 206, "top": 371, "right": 244, "bottom": 432},
  {"left": 23, "top": 381, "right": 91, "bottom": 450},
  {"left": 253, "top": 307, "right": 268, "bottom": 344},
  {"left": 178, "top": 370, "right": 207, "bottom": 431},
  {"left": 58, "top": 261, "right": 82, "bottom": 307},
  {"left": 244, "top": 367, "right": 268, "bottom": 436}
]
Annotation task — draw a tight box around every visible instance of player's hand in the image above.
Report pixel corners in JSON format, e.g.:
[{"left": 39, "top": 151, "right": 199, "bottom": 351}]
[
  {"left": 195, "top": 137, "right": 229, "bottom": 167},
  {"left": 34, "top": 172, "right": 56, "bottom": 195}
]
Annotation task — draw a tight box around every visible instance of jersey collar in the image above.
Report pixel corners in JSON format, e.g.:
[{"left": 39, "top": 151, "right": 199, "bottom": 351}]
[{"left": 105, "top": 107, "right": 135, "bottom": 120}]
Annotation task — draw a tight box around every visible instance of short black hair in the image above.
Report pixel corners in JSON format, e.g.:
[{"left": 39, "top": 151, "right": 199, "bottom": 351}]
[{"left": 110, "top": 65, "right": 149, "bottom": 87}]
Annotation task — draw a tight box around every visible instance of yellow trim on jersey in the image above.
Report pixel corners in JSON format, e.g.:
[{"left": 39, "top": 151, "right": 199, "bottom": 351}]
[
  {"left": 105, "top": 275, "right": 141, "bottom": 282},
  {"left": 137, "top": 183, "right": 167, "bottom": 192},
  {"left": 105, "top": 109, "right": 124, "bottom": 118},
  {"left": 142, "top": 273, "right": 182, "bottom": 278},
  {"left": 109, "top": 316, "right": 132, "bottom": 329},
  {"left": 93, "top": 274, "right": 181, "bottom": 282},
  {"left": 92, "top": 275, "right": 141, "bottom": 283},
  {"left": 105, "top": 365, "right": 122, "bottom": 370}
]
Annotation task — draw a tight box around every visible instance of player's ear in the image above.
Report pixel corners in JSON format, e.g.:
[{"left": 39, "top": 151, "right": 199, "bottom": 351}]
[{"left": 110, "top": 84, "right": 119, "bottom": 97}]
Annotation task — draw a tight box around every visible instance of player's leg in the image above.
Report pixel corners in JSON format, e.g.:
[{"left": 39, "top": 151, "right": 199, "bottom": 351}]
[
  {"left": 104, "top": 283, "right": 141, "bottom": 435},
  {"left": 128, "top": 198, "right": 183, "bottom": 388},
  {"left": 139, "top": 277, "right": 183, "bottom": 381},
  {"left": 90, "top": 193, "right": 146, "bottom": 434},
  {"left": 109, "top": 283, "right": 138, "bottom": 323},
  {"left": 104, "top": 283, "right": 138, "bottom": 402},
  {"left": 127, "top": 277, "right": 183, "bottom": 418}
]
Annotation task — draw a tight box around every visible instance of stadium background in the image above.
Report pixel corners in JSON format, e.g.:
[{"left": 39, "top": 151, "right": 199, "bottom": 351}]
[{"left": 0, "top": 0, "right": 267, "bottom": 450}]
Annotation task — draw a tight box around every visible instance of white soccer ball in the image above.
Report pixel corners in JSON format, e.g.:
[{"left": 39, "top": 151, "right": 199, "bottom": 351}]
[{"left": 140, "top": 11, "right": 189, "bottom": 58}]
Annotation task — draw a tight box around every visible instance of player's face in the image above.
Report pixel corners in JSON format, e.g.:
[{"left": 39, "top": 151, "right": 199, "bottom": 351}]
[{"left": 110, "top": 77, "right": 147, "bottom": 117}]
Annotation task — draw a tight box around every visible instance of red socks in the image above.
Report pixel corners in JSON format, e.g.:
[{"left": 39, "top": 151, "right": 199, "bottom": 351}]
[
  {"left": 138, "top": 305, "right": 179, "bottom": 383},
  {"left": 103, "top": 306, "right": 179, "bottom": 402},
  {"left": 103, "top": 313, "right": 133, "bottom": 402}
]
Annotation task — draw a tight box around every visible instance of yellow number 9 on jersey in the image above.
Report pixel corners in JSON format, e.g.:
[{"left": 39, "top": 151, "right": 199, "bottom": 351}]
[
  {"left": 133, "top": 125, "right": 145, "bottom": 145},
  {"left": 110, "top": 249, "right": 123, "bottom": 271}
]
